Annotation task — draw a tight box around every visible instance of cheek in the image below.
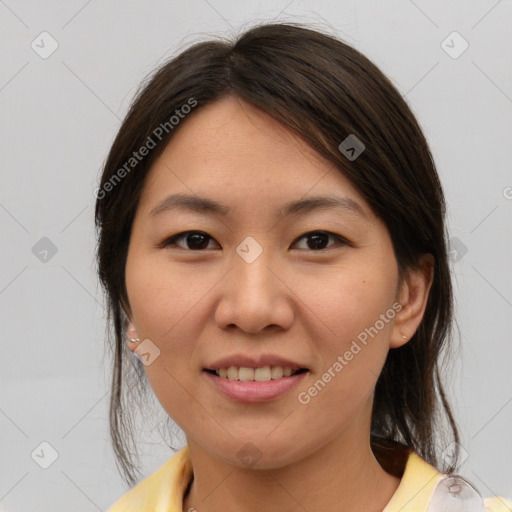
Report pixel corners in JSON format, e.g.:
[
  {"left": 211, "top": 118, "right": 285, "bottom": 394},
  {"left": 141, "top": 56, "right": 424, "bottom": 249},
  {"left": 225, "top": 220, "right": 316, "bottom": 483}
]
[
  {"left": 292, "top": 277, "right": 394, "bottom": 427},
  {"left": 125, "top": 252, "right": 226, "bottom": 401},
  {"left": 294, "top": 259, "right": 398, "bottom": 346},
  {"left": 125, "top": 253, "right": 207, "bottom": 428},
  {"left": 290, "top": 257, "right": 398, "bottom": 405},
  {"left": 125, "top": 251, "right": 212, "bottom": 341}
]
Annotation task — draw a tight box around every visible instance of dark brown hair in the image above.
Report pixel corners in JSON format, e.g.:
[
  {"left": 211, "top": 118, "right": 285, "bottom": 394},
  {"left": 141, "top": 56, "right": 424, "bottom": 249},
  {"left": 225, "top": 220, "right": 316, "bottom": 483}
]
[{"left": 95, "top": 21, "right": 460, "bottom": 486}]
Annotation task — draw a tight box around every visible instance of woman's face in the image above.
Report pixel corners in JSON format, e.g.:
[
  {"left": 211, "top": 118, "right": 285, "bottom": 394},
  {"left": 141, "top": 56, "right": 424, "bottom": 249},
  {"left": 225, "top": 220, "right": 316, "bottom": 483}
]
[{"left": 125, "top": 95, "right": 421, "bottom": 468}]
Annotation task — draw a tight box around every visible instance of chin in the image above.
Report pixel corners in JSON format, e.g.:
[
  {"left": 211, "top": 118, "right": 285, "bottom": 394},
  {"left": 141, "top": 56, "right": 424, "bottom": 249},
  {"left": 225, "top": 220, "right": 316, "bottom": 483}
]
[{"left": 200, "top": 434, "right": 315, "bottom": 471}]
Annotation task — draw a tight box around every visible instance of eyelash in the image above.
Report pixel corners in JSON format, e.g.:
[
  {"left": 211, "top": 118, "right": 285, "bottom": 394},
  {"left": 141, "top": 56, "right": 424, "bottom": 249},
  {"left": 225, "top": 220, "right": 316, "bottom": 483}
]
[{"left": 159, "top": 230, "right": 352, "bottom": 252}]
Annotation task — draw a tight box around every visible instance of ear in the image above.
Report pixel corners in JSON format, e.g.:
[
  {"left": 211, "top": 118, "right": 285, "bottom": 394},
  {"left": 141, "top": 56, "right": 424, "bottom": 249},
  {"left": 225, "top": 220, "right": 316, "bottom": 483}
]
[
  {"left": 390, "top": 253, "right": 434, "bottom": 349},
  {"left": 120, "top": 297, "right": 140, "bottom": 352},
  {"left": 125, "top": 320, "right": 141, "bottom": 353}
]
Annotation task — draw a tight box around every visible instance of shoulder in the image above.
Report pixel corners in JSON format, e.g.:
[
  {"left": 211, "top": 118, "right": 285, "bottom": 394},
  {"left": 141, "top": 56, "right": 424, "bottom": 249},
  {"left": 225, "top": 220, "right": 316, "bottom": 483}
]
[
  {"left": 107, "top": 446, "right": 192, "bottom": 512},
  {"left": 383, "top": 449, "right": 512, "bottom": 512}
]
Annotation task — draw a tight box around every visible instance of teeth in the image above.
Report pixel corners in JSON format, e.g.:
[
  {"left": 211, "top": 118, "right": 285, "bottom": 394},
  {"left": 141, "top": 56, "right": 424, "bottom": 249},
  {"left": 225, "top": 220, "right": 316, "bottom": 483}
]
[
  {"left": 214, "top": 365, "right": 301, "bottom": 381},
  {"left": 254, "top": 366, "right": 271, "bottom": 382},
  {"left": 227, "top": 366, "right": 238, "bottom": 380},
  {"left": 238, "top": 367, "right": 254, "bottom": 381},
  {"left": 271, "top": 366, "right": 284, "bottom": 379}
]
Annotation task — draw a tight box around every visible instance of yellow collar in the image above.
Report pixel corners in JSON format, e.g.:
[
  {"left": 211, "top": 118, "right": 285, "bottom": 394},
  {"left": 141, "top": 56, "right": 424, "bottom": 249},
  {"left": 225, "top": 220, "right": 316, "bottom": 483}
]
[
  {"left": 383, "top": 450, "right": 444, "bottom": 511},
  {"left": 108, "top": 445, "right": 508, "bottom": 512}
]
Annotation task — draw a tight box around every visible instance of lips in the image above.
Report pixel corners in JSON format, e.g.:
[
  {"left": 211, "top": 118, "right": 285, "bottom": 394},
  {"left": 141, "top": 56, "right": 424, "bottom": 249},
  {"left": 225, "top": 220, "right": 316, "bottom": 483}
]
[
  {"left": 204, "top": 354, "right": 308, "bottom": 372},
  {"left": 203, "top": 366, "right": 309, "bottom": 402},
  {"left": 202, "top": 354, "right": 310, "bottom": 401}
]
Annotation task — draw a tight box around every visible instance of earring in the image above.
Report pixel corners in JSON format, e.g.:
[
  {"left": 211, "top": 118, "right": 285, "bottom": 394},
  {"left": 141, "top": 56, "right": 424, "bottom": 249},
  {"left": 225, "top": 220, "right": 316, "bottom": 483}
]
[
  {"left": 402, "top": 334, "right": 407, "bottom": 340},
  {"left": 128, "top": 338, "right": 140, "bottom": 343}
]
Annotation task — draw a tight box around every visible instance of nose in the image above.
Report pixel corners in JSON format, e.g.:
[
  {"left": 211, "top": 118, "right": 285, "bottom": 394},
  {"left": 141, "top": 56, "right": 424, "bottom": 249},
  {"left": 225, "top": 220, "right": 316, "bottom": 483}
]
[{"left": 214, "top": 243, "right": 295, "bottom": 334}]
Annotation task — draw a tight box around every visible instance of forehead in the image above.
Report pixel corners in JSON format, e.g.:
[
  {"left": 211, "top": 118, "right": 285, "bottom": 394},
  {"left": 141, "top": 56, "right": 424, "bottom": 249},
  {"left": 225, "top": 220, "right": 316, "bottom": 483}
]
[{"left": 138, "top": 96, "right": 372, "bottom": 220}]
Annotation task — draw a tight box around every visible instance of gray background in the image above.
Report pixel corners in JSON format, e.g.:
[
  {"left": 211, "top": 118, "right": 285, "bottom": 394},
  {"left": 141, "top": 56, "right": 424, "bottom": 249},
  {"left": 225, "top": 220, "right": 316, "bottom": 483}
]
[{"left": 1, "top": 1, "right": 511, "bottom": 510}]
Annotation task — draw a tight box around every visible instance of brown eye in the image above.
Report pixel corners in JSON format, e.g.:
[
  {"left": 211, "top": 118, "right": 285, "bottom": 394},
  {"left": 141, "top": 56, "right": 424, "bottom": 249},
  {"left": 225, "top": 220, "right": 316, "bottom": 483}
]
[
  {"left": 292, "top": 231, "right": 348, "bottom": 251},
  {"left": 160, "top": 230, "right": 350, "bottom": 252},
  {"left": 162, "top": 231, "right": 218, "bottom": 250}
]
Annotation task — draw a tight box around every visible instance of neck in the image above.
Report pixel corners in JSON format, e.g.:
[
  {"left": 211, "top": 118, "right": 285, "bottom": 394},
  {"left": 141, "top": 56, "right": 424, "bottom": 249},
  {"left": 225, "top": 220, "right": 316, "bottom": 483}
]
[{"left": 182, "top": 426, "right": 401, "bottom": 512}]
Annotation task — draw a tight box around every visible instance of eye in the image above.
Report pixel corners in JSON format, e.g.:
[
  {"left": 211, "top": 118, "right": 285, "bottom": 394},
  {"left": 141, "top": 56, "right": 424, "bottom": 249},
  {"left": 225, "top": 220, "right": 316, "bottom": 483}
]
[
  {"left": 161, "top": 231, "right": 219, "bottom": 251},
  {"left": 292, "top": 231, "right": 349, "bottom": 251},
  {"left": 160, "top": 230, "right": 350, "bottom": 251}
]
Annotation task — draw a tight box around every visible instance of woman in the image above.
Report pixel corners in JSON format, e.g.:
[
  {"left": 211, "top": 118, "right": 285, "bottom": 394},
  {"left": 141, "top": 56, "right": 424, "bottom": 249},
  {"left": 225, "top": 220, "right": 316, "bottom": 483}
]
[{"left": 95, "top": 22, "right": 511, "bottom": 512}]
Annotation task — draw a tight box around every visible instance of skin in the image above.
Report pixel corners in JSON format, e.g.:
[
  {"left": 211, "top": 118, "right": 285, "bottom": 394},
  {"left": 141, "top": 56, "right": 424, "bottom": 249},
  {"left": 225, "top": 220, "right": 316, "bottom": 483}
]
[{"left": 124, "top": 95, "right": 434, "bottom": 512}]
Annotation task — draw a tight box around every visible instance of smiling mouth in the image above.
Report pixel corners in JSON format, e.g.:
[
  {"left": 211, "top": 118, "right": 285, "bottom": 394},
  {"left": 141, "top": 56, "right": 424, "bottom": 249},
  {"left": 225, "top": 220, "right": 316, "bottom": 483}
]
[{"left": 203, "top": 366, "right": 309, "bottom": 382}]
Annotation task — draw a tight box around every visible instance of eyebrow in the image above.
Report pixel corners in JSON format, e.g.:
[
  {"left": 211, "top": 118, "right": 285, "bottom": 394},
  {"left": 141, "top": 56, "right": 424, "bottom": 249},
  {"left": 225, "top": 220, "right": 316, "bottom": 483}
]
[{"left": 149, "top": 193, "right": 368, "bottom": 220}]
